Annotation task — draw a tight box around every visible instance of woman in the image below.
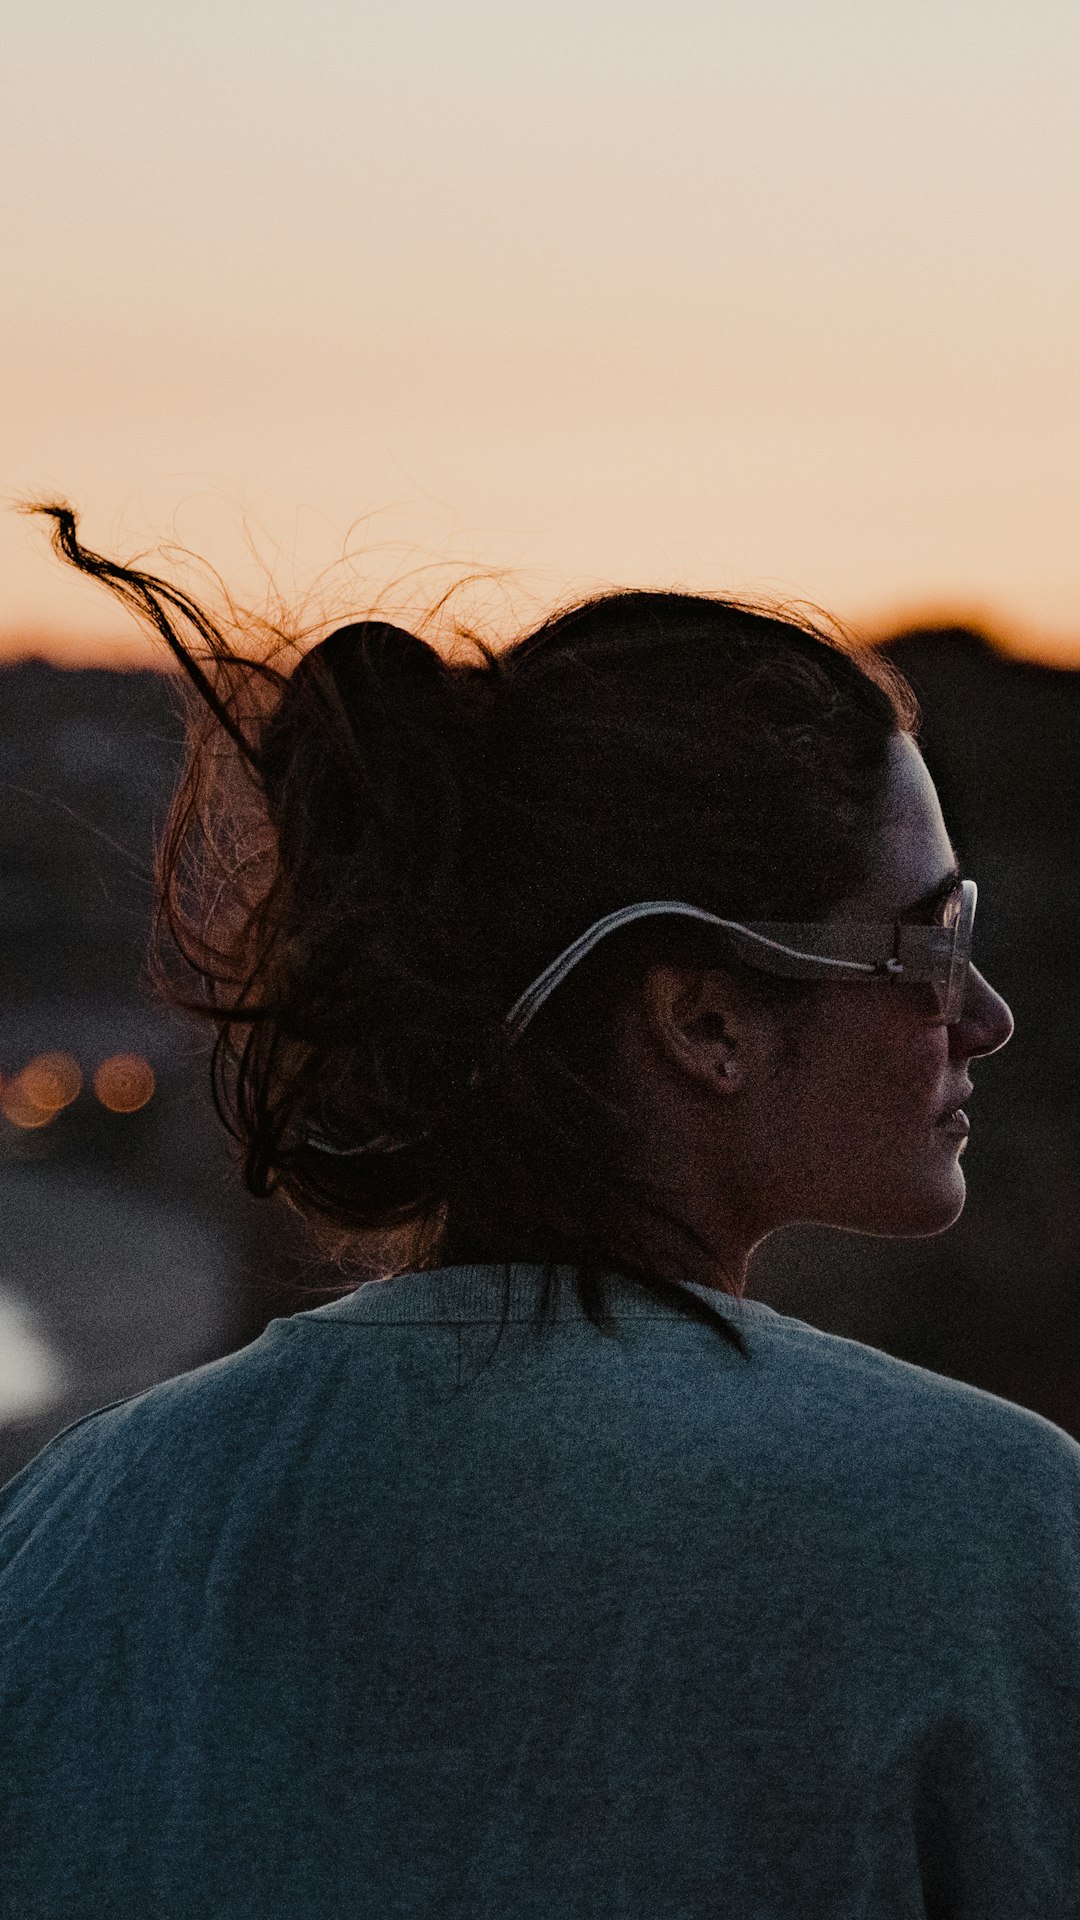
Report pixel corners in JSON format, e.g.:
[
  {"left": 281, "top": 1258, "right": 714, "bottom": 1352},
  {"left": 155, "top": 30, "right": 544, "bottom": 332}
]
[{"left": 3, "top": 506, "right": 1077, "bottom": 1919}]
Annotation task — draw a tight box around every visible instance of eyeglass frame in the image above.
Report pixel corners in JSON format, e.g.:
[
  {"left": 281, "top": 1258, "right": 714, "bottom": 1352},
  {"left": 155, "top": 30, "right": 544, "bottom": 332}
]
[
  {"left": 303, "top": 880, "right": 976, "bottom": 1155},
  {"left": 503, "top": 878, "right": 978, "bottom": 1042}
]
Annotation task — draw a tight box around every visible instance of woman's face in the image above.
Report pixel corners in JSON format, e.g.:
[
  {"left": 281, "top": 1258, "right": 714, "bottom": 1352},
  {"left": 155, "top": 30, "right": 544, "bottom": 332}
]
[{"left": 768, "top": 730, "right": 1014, "bottom": 1239}]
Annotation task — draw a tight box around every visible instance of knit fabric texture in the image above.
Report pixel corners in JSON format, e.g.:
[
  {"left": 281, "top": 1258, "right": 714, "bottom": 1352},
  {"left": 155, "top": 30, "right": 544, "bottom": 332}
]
[{"left": 3, "top": 1263, "right": 1080, "bottom": 1918}]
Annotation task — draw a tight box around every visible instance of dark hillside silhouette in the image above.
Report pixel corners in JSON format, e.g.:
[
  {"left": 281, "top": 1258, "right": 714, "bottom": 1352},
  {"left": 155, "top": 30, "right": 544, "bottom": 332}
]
[{"left": 0, "top": 662, "right": 182, "bottom": 1000}]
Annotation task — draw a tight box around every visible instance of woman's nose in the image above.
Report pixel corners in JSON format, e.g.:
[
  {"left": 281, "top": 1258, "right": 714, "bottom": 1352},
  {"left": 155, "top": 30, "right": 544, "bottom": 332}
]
[{"left": 954, "top": 965, "right": 1014, "bottom": 1058}]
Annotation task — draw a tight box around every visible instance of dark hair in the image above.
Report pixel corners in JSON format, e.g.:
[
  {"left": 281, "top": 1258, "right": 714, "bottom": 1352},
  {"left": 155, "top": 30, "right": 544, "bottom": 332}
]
[{"left": 32, "top": 503, "right": 921, "bottom": 1366}]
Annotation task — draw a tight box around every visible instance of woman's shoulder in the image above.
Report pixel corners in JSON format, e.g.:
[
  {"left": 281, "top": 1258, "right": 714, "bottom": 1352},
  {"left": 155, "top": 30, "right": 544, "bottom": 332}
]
[
  {"left": 0, "top": 1318, "right": 302, "bottom": 1554},
  {"left": 745, "top": 1293, "right": 1080, "bottom": 1519}
]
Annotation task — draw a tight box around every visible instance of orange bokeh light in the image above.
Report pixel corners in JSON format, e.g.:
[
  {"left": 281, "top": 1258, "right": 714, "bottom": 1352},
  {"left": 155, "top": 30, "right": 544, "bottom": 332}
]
[
  {"left": 1, "top": 1078, "right": 54, "bottom": 1130},
  {"left": 0, "top": 1051, "right": 83, "bottom": 1130},
  {"left": 20, "top": 1052, "right": 83, "bottom": 1113},
  {"left": 93, "top": 1054, "right": 156, "bottom": 1114}
]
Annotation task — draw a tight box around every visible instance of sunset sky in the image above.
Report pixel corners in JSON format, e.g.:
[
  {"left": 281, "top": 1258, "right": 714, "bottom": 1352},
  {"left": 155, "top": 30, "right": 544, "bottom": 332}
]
[{"left": 3, "top": 0, "right": 1079, "bottom": 666}]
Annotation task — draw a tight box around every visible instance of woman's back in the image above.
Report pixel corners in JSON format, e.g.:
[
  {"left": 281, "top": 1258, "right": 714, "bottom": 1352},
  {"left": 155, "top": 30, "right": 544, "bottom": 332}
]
[{"left": 5, "top": 1262, "right": 1079, "bottom": 1919}]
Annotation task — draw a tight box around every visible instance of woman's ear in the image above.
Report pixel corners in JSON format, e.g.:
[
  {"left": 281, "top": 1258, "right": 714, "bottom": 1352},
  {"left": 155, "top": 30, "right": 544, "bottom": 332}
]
[{"left": 639, "top": 965, "right": 751, "bottom": 1095}]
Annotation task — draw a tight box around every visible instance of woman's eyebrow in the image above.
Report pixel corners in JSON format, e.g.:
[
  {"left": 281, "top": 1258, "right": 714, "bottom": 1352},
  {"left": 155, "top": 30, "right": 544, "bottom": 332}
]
[{"left": 898, "top": 862, "right": 965, "bottom": 919}]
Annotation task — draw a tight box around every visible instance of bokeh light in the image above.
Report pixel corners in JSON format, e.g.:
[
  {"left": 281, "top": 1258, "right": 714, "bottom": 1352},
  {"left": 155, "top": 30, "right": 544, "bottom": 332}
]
[
  {"left": 1, "top": 1076, "right": 55, "bottom": 1131},
  {"left": 20, "top": 1052, "right": 83, "bottom": 1113},
  {"left": 93, "top": 1054, "right": 156, "bottom": 1114},
  {"left": 0, "top": 1052, "right": 83, "bottom": 1130}
]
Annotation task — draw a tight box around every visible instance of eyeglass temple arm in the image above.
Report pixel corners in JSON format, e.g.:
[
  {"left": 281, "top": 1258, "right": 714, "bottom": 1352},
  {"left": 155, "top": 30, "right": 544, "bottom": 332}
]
[{"left": 503, "top": 900, "right": 917, "bottom": 1042}]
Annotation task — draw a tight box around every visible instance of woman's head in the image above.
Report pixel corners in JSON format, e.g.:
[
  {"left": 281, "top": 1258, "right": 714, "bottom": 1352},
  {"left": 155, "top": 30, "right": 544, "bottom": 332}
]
[
  {"left": 612, "top": 729, "right": 1013, "bottom": 1296},
  {"left": 34, "top": 508, "right": 1014, "bottom": 1355}
]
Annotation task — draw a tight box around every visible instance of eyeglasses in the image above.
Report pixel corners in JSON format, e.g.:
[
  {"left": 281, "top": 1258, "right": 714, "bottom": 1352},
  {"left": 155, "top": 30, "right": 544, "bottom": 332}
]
[
  {"left": 304, "top": 881, "right": 977, "bottom": 1157},
  {"left": 504, "top": 878, "right": 978, "bottom": 1041}
]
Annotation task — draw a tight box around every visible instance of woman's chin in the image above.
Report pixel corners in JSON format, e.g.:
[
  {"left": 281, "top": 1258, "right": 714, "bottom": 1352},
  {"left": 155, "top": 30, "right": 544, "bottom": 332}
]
[
  {"left": 881, "top": 1156, "right": 968, "bottom": 1238},
  {"left": 823, "top": 1156, "right": 968, "bottom": 1239}
]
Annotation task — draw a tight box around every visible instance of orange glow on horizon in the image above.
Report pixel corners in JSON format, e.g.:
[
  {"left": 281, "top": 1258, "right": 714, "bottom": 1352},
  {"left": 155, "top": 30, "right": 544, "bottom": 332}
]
[
  {"left": 0, "top": 629, "right": 172, "bottom": 672},
  {"left": 5, "top": 4, "right": 1079, "bottom": 675},
  {"left": 3, "top": 607, "right": 1077, "bottom": 674},
  {"left": 854, "top": 602, "right": 1080, "bottom": 670}
]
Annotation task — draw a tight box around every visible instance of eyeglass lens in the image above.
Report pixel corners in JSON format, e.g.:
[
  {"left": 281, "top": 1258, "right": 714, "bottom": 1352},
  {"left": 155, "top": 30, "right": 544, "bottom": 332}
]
[{"left": 941, "top": 884, "right": 975, "bottom": 1021}]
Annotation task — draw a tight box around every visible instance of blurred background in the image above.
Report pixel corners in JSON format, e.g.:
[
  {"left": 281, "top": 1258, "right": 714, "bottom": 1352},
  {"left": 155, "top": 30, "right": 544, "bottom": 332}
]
[{"left": 1, "top": 0, "right": 1077, "bottom": 1481}]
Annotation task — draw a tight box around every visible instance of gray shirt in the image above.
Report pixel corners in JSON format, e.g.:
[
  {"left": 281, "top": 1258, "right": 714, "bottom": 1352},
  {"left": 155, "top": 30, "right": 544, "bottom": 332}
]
[{"left": 4, "top": 1262, "right": 1080, "bottom": 1918}]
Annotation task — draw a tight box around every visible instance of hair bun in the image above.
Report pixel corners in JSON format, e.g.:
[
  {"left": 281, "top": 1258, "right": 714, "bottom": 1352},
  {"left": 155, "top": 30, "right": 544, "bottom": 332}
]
[
  {"left": 257, "top": 618, "right": 457, "bottom": 818},
  {"left": 317, "top": 619, "right": 438, "bottom": 676},
  {"left": 312, "top": 618, "right": 499, "bottom": 769},
  {"left": 303, "top": 619, "right": 447, "bottom": 713}
]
